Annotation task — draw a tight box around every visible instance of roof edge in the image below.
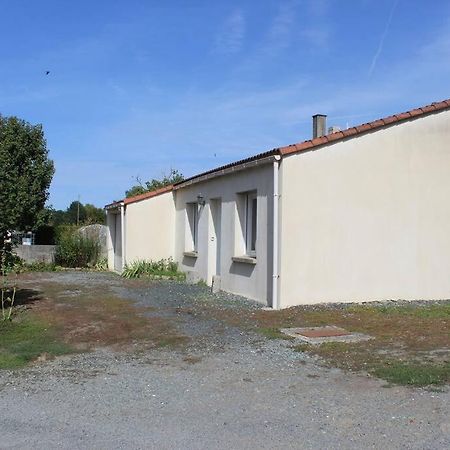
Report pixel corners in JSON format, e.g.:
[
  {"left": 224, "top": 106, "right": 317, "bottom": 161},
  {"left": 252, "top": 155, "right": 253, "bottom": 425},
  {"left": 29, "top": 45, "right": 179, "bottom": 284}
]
[
  {"left": 124, "top": 184, "right": 173, "bottom": 205},
  {"left": 279, "top": 98, "right": 450, "bottom": 156},
  {"left": 104, "top": 185, "right": 173, "bottom": 209}
]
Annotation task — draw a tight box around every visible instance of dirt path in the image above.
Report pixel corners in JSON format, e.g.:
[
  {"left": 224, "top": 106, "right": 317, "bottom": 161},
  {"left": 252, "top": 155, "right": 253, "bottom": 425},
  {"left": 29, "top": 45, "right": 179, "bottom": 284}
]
[{"left": 1, "top": 272, "right": 449, "bottom": 449}]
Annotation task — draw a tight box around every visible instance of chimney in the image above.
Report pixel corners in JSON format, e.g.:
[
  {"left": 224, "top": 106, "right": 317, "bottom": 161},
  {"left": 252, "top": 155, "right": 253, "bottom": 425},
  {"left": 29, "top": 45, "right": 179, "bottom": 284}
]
[{"left": 312, "top": 114, "right": 327, "bottom": 139}]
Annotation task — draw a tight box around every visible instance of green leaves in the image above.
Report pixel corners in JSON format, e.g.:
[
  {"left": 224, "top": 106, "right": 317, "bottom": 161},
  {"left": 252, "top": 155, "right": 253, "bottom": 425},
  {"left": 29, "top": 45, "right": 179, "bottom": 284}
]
[
  {"left": 0, "top": 115, "right": 54, "bottom": 235},
  {"left": 125, "top": 169, "right": 184, "bottom": 198}
]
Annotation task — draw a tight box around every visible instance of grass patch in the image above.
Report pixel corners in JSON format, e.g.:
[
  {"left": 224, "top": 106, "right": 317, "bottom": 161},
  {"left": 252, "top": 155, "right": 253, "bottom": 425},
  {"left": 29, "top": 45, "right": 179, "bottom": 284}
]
[
  {"left": 0, "top": 317, "right": 74, "bottom": 369},
  {"left": 258, "top": 327, "right": 294, "bottom": 340},
  {"left": 373, "top": 362, "right": 450, "bottom": 386}
]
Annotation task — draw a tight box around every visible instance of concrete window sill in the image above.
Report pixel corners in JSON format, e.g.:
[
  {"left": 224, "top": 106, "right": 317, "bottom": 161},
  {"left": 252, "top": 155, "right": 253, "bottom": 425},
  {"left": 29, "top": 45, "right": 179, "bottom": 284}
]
[
  {"left": 232, "top": 255, "right": 257, "bottom": 265},
  {"left": 183, "top": 251, "right": 198, "bottom": 258}
]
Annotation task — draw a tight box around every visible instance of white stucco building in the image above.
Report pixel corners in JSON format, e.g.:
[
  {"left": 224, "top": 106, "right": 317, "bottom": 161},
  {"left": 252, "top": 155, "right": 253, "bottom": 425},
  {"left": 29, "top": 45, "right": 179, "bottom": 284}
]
[{"left": 106, "top": 99, "right": 450, "bottom": 308}]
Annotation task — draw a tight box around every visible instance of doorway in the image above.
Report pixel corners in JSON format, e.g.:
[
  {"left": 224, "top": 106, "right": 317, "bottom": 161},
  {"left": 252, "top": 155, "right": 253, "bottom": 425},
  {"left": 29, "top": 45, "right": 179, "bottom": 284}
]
[
  {"left": 113, "top": 213, "right": 122, "bottom": 272},
  {"left": 209, "top": 199, "right": 222, "bottom": 282}
]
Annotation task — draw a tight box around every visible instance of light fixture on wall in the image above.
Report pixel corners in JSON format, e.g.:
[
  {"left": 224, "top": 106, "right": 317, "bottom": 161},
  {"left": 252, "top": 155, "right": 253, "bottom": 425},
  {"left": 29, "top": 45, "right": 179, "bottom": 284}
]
[{"left": 197, "top": 194, "right": 206, "bottom": 206}]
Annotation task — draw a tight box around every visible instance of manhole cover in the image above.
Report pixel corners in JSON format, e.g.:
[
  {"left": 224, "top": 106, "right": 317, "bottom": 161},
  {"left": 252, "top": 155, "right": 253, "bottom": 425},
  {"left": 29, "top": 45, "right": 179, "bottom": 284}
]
[{"left": 280, "top": 326, "right": 372, "bottom": 344}]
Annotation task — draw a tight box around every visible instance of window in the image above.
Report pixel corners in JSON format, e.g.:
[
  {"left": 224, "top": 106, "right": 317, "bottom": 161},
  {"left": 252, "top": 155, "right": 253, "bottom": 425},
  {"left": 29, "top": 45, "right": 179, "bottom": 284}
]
[
  {"left": 245, "top": 193, "right": 257, "bottom": 256},
  {"left": 186, "top": 203, "right": 199, "bottom": 252},
  {"left": 234, "top": 191, "right": 258, "bottom": 260}
]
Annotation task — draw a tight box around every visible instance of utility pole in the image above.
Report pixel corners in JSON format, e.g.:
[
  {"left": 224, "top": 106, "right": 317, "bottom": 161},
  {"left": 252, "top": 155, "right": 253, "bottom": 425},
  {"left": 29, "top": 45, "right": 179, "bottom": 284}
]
[{"left": 77, "top": 194, "right": 80, "bottom": 226}]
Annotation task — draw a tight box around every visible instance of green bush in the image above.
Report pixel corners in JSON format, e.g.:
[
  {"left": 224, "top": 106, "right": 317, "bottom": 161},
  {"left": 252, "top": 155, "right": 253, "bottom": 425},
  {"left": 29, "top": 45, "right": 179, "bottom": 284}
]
[
  {"left": 55, "top": 230, "right": 100, "bottom": 268},
  {"left": 122, "top": 258, "right": 185, "bottom": 280}
]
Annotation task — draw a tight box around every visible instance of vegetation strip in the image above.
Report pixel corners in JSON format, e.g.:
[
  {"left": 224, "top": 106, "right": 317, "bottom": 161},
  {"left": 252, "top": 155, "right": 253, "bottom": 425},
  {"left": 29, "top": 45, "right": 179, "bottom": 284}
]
[{"left": 194, "top": 298, "right": 450, "bottom": 387}]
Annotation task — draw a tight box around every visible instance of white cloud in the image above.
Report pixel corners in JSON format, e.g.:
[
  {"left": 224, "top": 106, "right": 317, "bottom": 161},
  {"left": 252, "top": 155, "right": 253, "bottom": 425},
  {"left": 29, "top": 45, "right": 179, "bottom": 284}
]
[
  {"left": 214, "top": 9, "right": 246, "bottom": 54},
  {"left": 266, "top": 2, "right": 297, "bottom": 53}
]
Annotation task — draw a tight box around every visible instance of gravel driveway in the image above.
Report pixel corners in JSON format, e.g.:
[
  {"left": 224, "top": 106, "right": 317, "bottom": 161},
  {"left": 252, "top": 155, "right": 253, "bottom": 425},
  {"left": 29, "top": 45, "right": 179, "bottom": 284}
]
[{"left": 1, "top": 272, "right": 450, "bottom": 449}]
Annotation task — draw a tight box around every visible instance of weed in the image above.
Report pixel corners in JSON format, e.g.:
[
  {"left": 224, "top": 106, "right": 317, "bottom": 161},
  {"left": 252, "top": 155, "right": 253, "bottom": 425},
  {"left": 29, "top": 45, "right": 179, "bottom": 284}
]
[
  {"left": 122, "top": 258, "right": 185, "bottom": 280},
  {"left": 94, "top": 258, "right": 108, "bottom": 271},
  {"left": 14, "top": 260, "right": 61, "bottom": 273},
  {"left": 258, "top": 327, "right": 294, "bottom": 340},
  {"left": 293, "top": 343, "right": 312, "bottom": 352}
]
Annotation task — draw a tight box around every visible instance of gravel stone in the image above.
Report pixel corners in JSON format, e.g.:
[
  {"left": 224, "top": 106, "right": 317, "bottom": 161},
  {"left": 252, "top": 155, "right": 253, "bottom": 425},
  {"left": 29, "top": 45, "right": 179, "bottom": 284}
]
[{"left": 1, "top": 272, "right": 449, "bottom": 449}]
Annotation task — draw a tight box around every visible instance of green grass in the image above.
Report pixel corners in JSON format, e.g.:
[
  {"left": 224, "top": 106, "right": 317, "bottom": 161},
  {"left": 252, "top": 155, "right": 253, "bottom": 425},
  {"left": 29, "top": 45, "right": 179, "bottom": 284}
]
[
  {"left": 258, "top": 327, "right": 294, "bottom": 340},
  {"left": 372, "top": 362, "right": 450, "bottom": 386},
  {"left": 0, "top": 318, "right": 74, "bottom": 369},
  {"left": 347, "top": 303, "right": 450, "bottom": 319}
]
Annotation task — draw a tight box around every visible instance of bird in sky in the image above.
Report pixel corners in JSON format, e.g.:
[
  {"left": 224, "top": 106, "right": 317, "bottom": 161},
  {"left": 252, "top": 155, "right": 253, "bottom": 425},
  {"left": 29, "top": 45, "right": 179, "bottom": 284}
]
[{"left": 45, "top": 71, "right": 50, "bottom": 75}]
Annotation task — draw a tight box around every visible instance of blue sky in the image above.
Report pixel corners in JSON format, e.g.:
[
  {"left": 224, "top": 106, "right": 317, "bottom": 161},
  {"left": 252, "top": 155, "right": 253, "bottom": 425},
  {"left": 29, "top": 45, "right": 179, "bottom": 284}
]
[{"left": 1, "top": 0, "right": 449, "bottom": 209}]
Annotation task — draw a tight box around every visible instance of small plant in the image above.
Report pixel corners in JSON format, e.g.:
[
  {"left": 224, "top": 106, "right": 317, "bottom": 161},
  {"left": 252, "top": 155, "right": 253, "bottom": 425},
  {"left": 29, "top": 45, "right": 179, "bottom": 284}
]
[
  {"left": 94, "top": 258, "right": 108, "bottom": 271},
  {"left": 122, "top": 258, "right": 185, "bottom": 280},
  {"left": 1, "top": 278, "right": 16, "bottom": 322},
  {"left": 13, "top": 259, "right": 60, "bottom": 273},
  {"left": 1, "top": 247, "right": 17, "bottom": 321}
]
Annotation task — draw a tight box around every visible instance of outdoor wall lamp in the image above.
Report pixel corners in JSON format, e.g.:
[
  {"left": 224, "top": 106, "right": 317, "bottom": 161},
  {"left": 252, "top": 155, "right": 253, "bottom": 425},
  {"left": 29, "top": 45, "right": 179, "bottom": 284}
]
[{"left": 197, "top": 194, "right": 206, "bottom": 206}]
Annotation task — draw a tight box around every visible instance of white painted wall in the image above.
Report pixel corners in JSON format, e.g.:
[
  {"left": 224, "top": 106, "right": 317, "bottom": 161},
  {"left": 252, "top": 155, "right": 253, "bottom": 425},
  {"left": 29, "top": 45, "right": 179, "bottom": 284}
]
[
  {"left": 174, "top": 164, "right": 274, "bottom": 305},
  {"left": 106, "top": 210, "right": 115, "bottom": 271},
  {"left": 106, "top": 208, "right": 123, "bottom": 272},
  {"left": 279, "top": 110, "right": 450, "bottom": 306},
  {"left": 125, "top": 191, "right": 176, "bottom": 263}
]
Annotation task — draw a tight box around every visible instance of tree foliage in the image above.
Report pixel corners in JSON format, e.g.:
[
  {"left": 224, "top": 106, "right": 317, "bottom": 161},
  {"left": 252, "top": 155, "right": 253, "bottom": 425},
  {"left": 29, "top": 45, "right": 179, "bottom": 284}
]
[
  {"left": 0, "top": 116, "right": 54, "bottom": 237},
  {"left": 49, "top": 201, "right": 105, "bottom": 226},
  {"left": 125, "top": 169, "right": 184, "bottom": 198}
]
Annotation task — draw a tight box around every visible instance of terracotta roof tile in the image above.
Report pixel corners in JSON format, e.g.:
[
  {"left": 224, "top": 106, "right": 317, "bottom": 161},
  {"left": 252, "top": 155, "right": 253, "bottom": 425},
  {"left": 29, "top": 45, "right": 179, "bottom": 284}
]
[
  {"left": 432, "top": 101, "right": 448, "bottom": 109},
  {"left": 395, "top": 112, "right": 412, "bottom": 120},
  {"left": 295, "top": 141, "right": 314, "bottom": 151},
  {"left": 421, "top": 104, "right": 437, "bottom": 113},
  {"left": 311, "top": 136, "right": 329, "bottom": 146},
  {"left": 354, "top": 123, "right": 372, "bottom": 133},
  {"left": 408, "top": 108, "right": 423, "bottom": 117},
  {"left": 369, "top": 119, "right": 385, "bottom": 128},
  {"left": 381, "top": 115, "right": 397, "bottom": 125},
  {"left": 341, "top": 127, "right": 358, "bottom": 137},
  {"left": 124, "top": 185, "right": 173, "bottom": 205},
  {"left": 326, "top": 131, "right": 345, "bottom": 142}
]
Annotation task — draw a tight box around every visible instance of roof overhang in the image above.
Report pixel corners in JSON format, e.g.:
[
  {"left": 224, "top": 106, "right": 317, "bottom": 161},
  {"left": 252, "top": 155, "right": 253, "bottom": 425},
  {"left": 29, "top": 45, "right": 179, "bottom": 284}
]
[{"left": 174, "top": 153, "right": 279, "bottom": 190}]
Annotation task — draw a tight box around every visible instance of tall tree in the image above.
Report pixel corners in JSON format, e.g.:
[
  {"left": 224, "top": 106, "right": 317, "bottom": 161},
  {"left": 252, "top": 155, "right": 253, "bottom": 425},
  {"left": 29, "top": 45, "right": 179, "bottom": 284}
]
[
  {"left": 0, "top": 116, "right": 54, "bottom": 255},
  {"left": 125, "top": 169, "right": 184, "bottom": 198},
  {"left": 84, "top": 203, "right": 105, "bottom": 224},
  {"left": 66, "top": 201, "right": 86, "bottom": 225}
]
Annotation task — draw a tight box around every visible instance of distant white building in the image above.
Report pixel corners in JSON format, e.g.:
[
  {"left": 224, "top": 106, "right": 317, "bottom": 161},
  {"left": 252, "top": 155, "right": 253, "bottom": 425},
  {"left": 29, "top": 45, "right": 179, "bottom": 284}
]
[{"left": 106, "top": 99, "right": 450, "bottom": 309}]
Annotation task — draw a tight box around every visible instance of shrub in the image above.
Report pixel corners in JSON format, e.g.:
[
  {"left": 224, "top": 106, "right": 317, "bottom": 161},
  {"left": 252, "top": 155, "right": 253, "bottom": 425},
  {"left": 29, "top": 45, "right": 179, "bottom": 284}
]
[
  {"left": 55, "top": 230, "right": 100, "bottom": 268},
  {"left": 122, "top": 258, "right": 184, "bottom": 280}
]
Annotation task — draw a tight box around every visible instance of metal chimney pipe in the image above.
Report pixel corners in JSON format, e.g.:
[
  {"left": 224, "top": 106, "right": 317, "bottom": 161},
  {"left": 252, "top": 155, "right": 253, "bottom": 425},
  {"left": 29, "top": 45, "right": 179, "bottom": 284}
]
[{"left": 312, "top": 114, "right": 327, "bottom": 139}]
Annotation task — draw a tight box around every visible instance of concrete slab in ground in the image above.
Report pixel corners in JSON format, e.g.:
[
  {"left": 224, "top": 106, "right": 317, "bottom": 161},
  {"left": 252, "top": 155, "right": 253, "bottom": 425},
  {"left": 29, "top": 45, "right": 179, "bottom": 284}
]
[{"left": 280, "top": 325, "right": 373, "bottom": 344}]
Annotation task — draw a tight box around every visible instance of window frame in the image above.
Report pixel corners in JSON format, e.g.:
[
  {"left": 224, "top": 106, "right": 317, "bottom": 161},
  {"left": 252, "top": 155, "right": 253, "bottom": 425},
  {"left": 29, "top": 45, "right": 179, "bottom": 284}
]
[
  {"left": 186, "top": 202, "right": 199, "bottom": 253},
  {"left": 245, "top": 192, "right": 257, "bottom": 257}
]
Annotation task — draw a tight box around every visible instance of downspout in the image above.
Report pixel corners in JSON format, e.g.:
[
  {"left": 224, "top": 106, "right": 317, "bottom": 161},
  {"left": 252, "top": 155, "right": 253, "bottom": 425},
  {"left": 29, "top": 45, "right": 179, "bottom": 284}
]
[
  {"left": 120, "top": 202, "right": 126, "bottom": 271},
  {"left": 272, "top": 155, "right": 281, "bottom": 310}
]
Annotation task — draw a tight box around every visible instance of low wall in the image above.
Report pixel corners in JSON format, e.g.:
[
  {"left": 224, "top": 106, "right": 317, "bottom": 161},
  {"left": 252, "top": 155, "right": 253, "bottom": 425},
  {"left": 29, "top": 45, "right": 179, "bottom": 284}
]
[{"left": 14, "top": 245, "right": 56, "bottom": 264}]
